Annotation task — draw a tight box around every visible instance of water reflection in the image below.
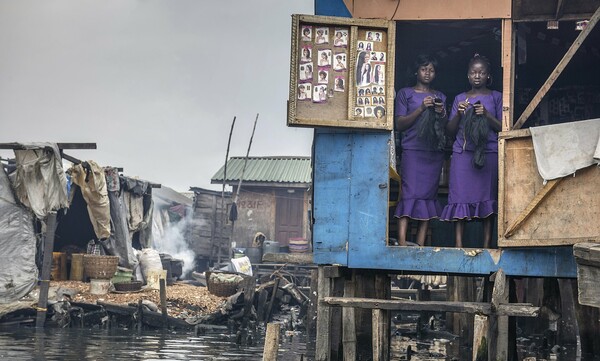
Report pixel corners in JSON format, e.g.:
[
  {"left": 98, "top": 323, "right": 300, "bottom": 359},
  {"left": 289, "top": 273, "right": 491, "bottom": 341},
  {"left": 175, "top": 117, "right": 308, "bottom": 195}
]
[{"left": 0, "top": 328, "right": 310, "bottom": 361}]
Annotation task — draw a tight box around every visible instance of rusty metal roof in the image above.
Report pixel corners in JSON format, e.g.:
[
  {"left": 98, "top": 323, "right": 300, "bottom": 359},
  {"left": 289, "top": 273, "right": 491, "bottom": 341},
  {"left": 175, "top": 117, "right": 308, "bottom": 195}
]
[{"left": 211, "top": 156, "right": 311, "bottom": 185}]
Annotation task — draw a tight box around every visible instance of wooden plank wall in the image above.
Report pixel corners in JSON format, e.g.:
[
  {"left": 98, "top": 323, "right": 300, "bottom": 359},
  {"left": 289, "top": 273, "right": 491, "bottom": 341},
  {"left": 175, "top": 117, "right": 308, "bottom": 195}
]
[
  {"left": 189, "top": 192, "right": 231, "bottom": 259},
  {"left": 499, "top": 134, "right": 600, "bottom": 247}
]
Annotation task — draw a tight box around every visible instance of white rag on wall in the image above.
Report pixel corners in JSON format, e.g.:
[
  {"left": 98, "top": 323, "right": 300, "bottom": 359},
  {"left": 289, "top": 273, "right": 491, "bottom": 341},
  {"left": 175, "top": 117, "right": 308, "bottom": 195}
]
[{"left": 529, "top": 118, "right": 600, "bottom": 181}]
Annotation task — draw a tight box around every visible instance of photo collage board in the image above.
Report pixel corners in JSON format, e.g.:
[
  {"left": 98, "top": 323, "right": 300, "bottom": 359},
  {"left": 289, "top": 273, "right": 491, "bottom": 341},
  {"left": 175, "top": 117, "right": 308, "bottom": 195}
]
[
  {"left": 297, "top": 25, "right": 350, "bottom": 105},
  {"left": 354, "top": 29, "right": 387, "bottom": 120},
  {"left": 289, "top": 15, "right": 394, "bottom": 130}
]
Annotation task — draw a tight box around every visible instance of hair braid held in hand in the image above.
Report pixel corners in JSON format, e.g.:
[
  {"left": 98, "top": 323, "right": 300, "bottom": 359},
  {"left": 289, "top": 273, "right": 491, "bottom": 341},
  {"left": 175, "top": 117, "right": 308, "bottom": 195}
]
[
  {"left": 463, "top": 101, "right": 488, "bottom": 169},
  {"left": 416, "top": 107, "right": 446, "bottom": 151}
]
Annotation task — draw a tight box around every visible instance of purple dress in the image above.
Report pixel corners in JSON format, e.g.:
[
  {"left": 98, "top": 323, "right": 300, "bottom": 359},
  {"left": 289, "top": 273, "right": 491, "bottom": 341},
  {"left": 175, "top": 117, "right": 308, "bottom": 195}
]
[
  {"left": 440, "top": 91, "right": 502, "bottom": 221},
  {"left": 394, "top": 87, "right": 446, "bottom": 220}
]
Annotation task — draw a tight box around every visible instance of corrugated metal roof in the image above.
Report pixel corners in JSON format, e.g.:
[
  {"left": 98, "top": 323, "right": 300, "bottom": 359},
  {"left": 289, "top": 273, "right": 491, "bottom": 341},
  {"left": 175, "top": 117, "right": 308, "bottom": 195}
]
[{"left": 211, "top": 156, "right": 311, "bottom": 184}]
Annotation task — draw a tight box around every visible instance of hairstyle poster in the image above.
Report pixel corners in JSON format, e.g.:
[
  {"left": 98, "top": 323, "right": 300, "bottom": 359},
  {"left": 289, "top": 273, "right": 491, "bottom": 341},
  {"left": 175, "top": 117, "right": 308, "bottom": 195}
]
[
  {"left": 333, "top": 28, "right": 348, "bottom": 47},
  {"left": 315, "top": 27, "right": 329, "bottom": 44},
  {"left": 313, "top": 85, "right": 328, "bottom": 103},
  {"left": 333, "top": 53, "right": 347, "bottom": 71},
  {"left": 301, "top": 25, "right": 312, "bottom": 42}
]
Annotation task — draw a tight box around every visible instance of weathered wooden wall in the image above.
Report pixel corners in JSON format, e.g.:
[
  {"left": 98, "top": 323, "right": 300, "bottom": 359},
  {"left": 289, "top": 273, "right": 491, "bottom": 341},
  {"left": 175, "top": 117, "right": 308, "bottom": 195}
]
[
  {"left": 498, "top": 131, "right": 600, "bottom": 247},
  {"left": 188, "top": 191, "right": 230, "bottom": 260}
]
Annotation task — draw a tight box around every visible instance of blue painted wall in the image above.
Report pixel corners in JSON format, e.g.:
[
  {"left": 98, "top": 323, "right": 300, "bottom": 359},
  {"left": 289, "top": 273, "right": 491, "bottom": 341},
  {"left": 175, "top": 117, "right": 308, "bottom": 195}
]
[{"left": 310, "top": 0, "right": 577, "bottom": 279}]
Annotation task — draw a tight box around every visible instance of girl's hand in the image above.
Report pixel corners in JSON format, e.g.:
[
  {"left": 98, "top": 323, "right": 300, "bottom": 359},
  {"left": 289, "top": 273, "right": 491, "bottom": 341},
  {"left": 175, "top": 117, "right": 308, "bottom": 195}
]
[
  {"left": 457, "top": 100, "right": 470, "bottom": 115},
  {"left": 473, "top": 103, "right": 487, "bottom": 116},
  {"left": 421, "top": 96, "right": 434, "bottom": 110}
]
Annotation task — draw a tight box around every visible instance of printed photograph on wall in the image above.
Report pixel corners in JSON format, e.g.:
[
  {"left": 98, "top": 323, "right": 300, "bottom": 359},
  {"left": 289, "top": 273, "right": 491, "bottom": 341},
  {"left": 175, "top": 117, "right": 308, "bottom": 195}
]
[
  {"left": 301, "top": 46, "right": 312, "bottom": 62},
  {"left": 299, "top": 63, "right": 313, "bottom": 82},
  {"left": 313, "top": 85, "right": 328, "bottom": 103},
  {"left": 360, "top": 41, "right": 373, "bottom": 52},
  {"left": 317, "top": 69, "right": 329, "bottom": 84},
  {"left": 373, "top": 32, "right": 383, "bottom": 42},
  {"left": 333, "top": 29, "right": 348, "bottom": 47},
  {"left": 334, "top": 76, "right": 345, "bottom": 92},
  {"left": 354, "top": 107, "right": 364, "bottom": 117},
  {"left": 374, "top": 105, "right": 386, "bottom": 119},
  {"left": 372, "top": 64, "right": 385, "bottom": 85},
  {"left": 315, "top": 27, "right": 329, "bottom": 44},
  {"left": 297, "top": 83, "right": 311, "bottom": 100},
  {"left": 364, "top": 106, "right": 374, "bottom": 117},
  {"left": 356, "top": 51, "right": 372, "bottom": 86},
  {"left": 317, "top": 49, "right": 332, "bottom": 67},
  {"left": 301, "top": 25, "right": 312, "bottom": 41},
  {"left": 333, "top": 53, "right": 347, "bottom": 71}
]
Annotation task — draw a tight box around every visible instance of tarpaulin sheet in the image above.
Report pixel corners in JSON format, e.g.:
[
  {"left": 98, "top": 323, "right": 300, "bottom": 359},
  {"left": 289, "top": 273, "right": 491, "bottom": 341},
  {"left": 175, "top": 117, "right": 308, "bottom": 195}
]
[
  {"left": 530, "top": 118, "right": 600, "bottom": 181},
  {"left": 12, "top": 143, "right": 68, "bottom": 219},
  {"left": 69, "top": 161, "right": 111, "bottom": 239},
  {"left": 0, "top": 167, "right": 38, "bottom": 304}
]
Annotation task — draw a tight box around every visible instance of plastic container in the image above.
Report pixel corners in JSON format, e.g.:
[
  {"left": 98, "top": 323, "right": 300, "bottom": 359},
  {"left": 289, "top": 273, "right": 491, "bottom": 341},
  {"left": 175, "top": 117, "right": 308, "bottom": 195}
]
[
  {"left": 89, "top": 279, "right": 111, "bottom": 295},
  {"left": 112, "top": 268, "right": 133, "bottom": 284},
  {"left": 262, "top": 241, "right": 280, "bottom": 255},
  {"left": 245, "top": 247, "right": 262, "bottom": 264}
]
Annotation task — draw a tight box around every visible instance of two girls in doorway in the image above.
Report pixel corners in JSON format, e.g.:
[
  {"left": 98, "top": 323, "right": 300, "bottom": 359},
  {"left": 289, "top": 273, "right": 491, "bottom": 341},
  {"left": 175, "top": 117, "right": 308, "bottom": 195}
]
[{"left": 394, "top": 54, "right": 502, "bottom": 248}]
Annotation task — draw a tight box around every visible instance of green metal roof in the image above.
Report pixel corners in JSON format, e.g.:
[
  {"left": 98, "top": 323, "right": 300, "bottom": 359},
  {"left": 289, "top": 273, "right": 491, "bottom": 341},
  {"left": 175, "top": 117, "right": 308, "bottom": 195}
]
[{"left": 211, "top": 156, "right": 311, "bottom": 185}]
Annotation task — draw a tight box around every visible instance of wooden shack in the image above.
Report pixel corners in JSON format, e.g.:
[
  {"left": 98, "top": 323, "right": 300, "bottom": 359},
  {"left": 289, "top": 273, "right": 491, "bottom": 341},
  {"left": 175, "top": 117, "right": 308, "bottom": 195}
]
[{"left": 290, "top": 0, "right": 600, "bottom": 360}]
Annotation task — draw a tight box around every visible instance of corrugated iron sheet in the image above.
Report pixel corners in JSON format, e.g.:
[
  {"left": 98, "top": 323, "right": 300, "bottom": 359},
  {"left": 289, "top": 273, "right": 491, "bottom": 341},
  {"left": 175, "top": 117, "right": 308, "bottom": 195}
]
[{"left": 211, "top": 156, "right": 311, "bottom": 184}]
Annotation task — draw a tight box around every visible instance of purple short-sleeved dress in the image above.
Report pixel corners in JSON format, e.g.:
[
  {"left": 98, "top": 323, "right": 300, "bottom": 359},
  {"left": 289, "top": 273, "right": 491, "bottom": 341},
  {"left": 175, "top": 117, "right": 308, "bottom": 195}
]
[
  {"left": 394, "top": 87, "right": 446, "bottom": 221},
  {"left": 440, "top": 91, "right": 502, "bottom": 221}
]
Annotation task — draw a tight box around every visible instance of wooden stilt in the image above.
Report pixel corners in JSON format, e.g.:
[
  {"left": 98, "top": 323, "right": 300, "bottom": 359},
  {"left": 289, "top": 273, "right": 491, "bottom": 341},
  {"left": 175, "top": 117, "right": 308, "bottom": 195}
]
[
  {"left": 374, "top": 272, "right": 390, "bottom": 361},
  {"left": 35, "top": 211, "right": 57, "bottom": 328},
  {"left": 342, "top": 271, "right": 357, "bottom": 361},
  {"left": 306, "top": 269, "right": 318, "bottom": 339},
  {"left": 263, "top": 322, "right": 280, "bottom": 361},
  {"left": 160, "top": 278, "right": 168, "bottom": 328},
  {"left": 489, "top": 269, "right": 509, "bottom": 361},
  {"left": 372, "top": 309, "right": 386, "bottom": 361},
  {"left": 473, "top": 314, "right": 489, "bottom": 361},
  {"left": 330, "top": 275, "right": 345, "bottom": 360},
  {"left": 316, "top": 266, "right": 332, "bottom": 361}
]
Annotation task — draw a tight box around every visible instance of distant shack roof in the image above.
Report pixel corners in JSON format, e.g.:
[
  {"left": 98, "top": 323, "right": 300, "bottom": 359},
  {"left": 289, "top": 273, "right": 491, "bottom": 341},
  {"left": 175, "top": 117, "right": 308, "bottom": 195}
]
[{"left": 211, "top": 156, "right": 311, "bottom": 187}]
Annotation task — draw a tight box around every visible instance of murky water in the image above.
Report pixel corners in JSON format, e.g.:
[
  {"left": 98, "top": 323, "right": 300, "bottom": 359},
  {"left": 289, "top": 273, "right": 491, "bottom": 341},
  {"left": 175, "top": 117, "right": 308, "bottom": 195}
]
[{"left": 0, "top": 327, "right": 312, "bottom": 361}]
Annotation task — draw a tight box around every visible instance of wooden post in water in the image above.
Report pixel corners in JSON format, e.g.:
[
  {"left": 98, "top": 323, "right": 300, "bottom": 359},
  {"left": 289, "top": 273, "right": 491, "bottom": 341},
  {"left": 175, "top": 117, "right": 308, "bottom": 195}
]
[
  {"left": 315, "top": 266, "right": 332, "bottom": 361},
  {"left": 35, "top": 211, "right": 57, "bottom": 328},
  {"left": 263, "top": 322, "right": 280, "bottom": 361},
  {"left": 160, "top": 278, "right": 168, "bottom": 328}
]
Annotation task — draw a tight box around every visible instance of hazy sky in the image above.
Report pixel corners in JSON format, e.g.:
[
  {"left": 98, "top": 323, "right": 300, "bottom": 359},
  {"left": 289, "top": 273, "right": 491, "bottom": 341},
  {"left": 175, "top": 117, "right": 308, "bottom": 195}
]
[{"left": 0, "top": 0, "right": 314, "bottom": 192}]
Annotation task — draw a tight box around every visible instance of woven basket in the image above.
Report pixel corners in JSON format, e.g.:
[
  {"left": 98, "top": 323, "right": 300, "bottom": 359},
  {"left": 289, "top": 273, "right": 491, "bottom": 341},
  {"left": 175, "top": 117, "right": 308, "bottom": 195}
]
[
  {"left": 84, "top": 255, "right": 119, "bottom": 280},
  {"left": 113, "top": 281, "right": 143, "bottom": 292},
  {"left": 206, "top": 271, "right": 244, "bottom": 297}
]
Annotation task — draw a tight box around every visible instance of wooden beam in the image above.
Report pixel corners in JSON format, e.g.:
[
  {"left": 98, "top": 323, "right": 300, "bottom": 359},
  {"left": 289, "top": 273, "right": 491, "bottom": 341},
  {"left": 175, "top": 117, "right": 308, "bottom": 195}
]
[
  {"left": 322, "top": 297, "right": 539, "bottom": 317},
  {"left": 0, "top": 142, "right": 96, "bottom": 150},
  {"left": 513, "top": 5, "right": 600, "bottom": 129},
  {"left": 504, "top": 178, "right": 563, "bottom": 238},
  {"left": 262, "top": 252, "right": 314, "bottom": 265},
  {"left": 501, "top": 19, "right": 516, "bottom": 131}
]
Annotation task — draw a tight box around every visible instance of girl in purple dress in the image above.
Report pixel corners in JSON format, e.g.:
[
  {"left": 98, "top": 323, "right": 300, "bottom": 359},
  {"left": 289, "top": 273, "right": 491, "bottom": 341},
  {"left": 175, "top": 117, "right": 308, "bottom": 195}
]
[
  {"left": 394, "top": 55, "right": 448, "bottom": 246},
  {"left": 441, "top": 54, "right": 502, "bottom": 248}
]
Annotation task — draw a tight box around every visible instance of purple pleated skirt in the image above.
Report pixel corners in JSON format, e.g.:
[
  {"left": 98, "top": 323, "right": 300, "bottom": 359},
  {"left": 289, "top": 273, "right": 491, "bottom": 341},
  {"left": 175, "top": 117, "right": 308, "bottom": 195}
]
[
  {"left": 440, "top": 151, "right": 498, "bottom": 221},
  {"left": 394, "top": 149, "right": 444, "bottom": 220}
]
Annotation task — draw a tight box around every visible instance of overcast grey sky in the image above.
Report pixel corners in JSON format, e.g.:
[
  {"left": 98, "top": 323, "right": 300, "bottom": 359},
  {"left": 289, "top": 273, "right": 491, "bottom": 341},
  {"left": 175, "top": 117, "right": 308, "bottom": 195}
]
[{"left": 0, "top": 0, "right": 314, "bottom": 192}]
